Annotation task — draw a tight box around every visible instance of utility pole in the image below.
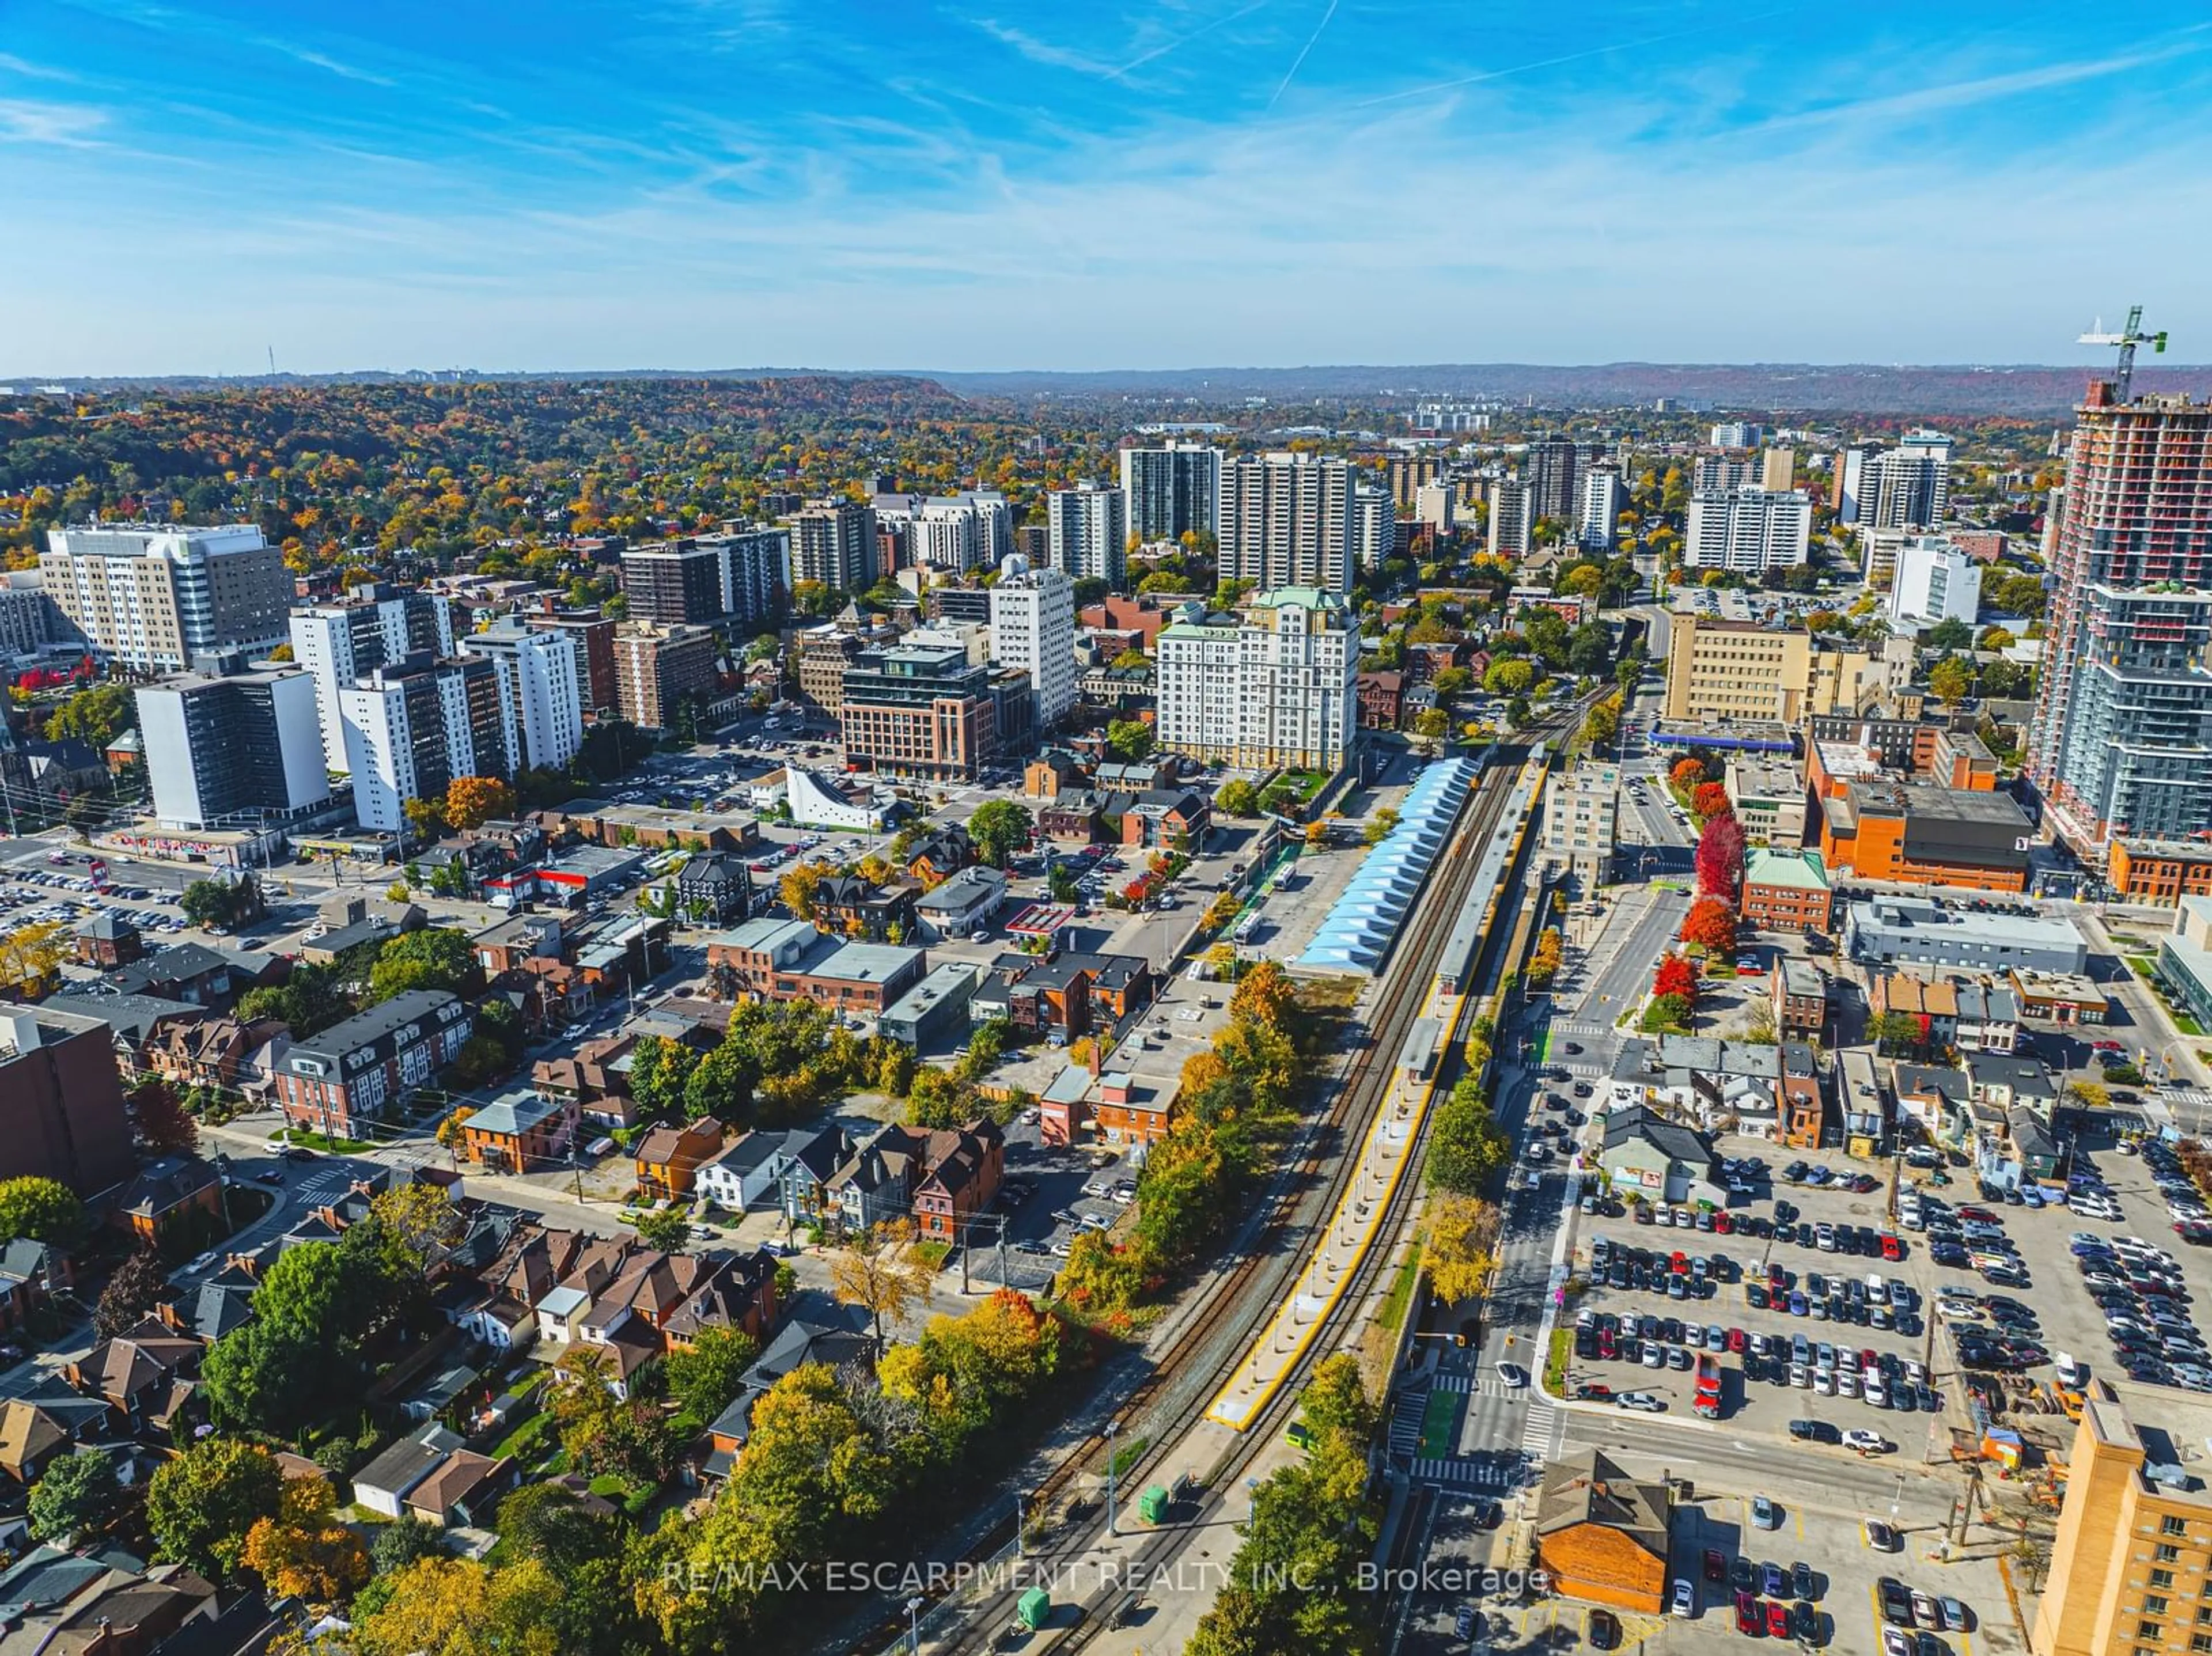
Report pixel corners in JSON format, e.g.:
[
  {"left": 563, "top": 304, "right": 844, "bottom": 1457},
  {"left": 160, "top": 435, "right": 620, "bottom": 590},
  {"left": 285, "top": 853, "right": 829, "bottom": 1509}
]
[{"left": 1104, "top": 1421, "right": 1121, "bottom": 1536}]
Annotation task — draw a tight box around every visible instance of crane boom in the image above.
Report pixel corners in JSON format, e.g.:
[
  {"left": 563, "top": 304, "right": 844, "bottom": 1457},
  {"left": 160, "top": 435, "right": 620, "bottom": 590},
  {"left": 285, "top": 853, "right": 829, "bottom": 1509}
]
[{"left": 2080, "top": 304, "right": 2168, "bottom": 401}]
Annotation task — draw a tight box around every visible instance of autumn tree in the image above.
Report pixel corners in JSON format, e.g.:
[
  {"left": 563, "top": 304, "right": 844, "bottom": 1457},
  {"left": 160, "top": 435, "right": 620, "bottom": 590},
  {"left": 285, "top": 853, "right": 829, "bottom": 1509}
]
[
  {"left": 1681, "top": 898, "right": 1737, "bottom": 957},
  {"left": 356, "top": 1556, "right": 566, "bottom": 1656},
  {"left": 1424, "top": 1195, "right": 1501, "bottom": 1301},
  {"left": 1929, "top": 657, "right": 1974, "bottom": 705},
  {"left": 443, "top": 775, "right": 517, "bottom": 831},
  {"left": 830, "top": 1218, "right": 935, "bottom": 1351},
  {"left": 1216, "top": 779, "right": 1259, "bottom": 817},
  {"left": 1652, "top": 952, "right": 1698, "bottom": 1002},
  {"left": 0, "top": 919, "right": 67, "bottom": 996},
  {"left": 779, "top": 861, "right": 824, "bottom": 921},
  {"left": 1695, "top": 812, "right": 1747, "bottom": 900},
  {"left": 1690, "top": 779, "right": 1733, "bottom": 822},
  {"left": 1669, "top": 756, "right": 1707, "bottom": 793},
  {"left": 240, "top": 1473, "right": 369, "bottom": 1600}
]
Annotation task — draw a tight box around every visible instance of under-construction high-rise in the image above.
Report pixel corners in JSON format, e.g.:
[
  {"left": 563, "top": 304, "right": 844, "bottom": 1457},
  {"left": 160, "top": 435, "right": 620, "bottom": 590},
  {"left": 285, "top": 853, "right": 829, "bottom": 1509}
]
[{"left": 2027, "top": 343, "right": 2212, "bottom": 855}]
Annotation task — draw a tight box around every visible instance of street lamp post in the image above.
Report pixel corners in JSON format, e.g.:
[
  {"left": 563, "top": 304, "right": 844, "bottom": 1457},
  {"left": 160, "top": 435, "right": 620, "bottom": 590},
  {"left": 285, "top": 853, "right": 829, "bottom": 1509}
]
[{"left": 905, "top": 1594, "right": 923, "bottom": 1655}]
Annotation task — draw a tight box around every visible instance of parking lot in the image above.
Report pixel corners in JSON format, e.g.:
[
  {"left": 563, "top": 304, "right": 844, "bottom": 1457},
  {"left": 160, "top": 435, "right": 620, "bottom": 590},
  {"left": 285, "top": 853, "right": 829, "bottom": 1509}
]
[{"left": 1460, "top": 1491, "right": 2016, "bottom": 1654}]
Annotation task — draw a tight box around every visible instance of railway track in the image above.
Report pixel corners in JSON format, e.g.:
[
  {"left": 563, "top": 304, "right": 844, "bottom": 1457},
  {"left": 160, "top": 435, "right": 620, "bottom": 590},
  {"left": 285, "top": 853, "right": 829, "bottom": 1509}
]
[{"left": 898, "top": 732, "right": 1565, "bottom": 1655}]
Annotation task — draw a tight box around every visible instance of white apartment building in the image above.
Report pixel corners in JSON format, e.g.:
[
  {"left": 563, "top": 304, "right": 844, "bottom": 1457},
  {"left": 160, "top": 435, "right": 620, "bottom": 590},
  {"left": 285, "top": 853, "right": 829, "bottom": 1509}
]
[
  {"left": 1711, "top": 421, "right": 1763, "bottom": 449},
  {"left": 289, "top": 590, "right": 457, "bottom": 773},
  {"left": 1684, "top": 487, "right": 1812, "bottom": 573},
  {"left": 1354, "top": 484, "right": 1396, "bottom": 567},
  {"left": 1414, "top": 480, "right": 1457, "bottom": 535},
  {"left": 338, "top": 656, "right": 513, "bottom": 833},
  {"left": 1578, "top": 469, "right": 1626, "bottom": 551},
  {"left": 1887, "top": 536, "right": 1983, "bottom": 626},
  {"left": 1043, "top": 482, "right": 1127, "bottom": 586},
  {"left": 1862, "top": 430, "right": 1953, "bottom": 531},
  {"left": 876, "top": 490, "right": 1013, "bottom": 577},
  {"left": 1487, "top": 477, "right": 1532, "bottom": 559},
  {"left": 1155, "top": 587, "right": 1358, "bottom": 772},
  {"left": 41, "top": 524, "right": 291, "bottom": 671},
  {"left": 987, "top": 564, "right": 1077, "bottom": 730},
  {"left": 463, "top": 621, "right": 585, "bottom": 772},
  {"left": 1218, "top": 453, "right": 1355, "bottom": 593},
  {"left": 1119, "top": 442, "right": 1220, "bottom": 541}
]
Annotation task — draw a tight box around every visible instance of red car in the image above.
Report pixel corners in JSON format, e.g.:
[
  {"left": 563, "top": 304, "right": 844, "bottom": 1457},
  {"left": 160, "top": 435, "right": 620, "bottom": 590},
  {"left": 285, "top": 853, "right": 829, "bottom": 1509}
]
[
  {"left": 1766, "top": 1600, "right": 1790, "bottom": 1638},
  {"left": 1715, "top": 1212, "right": 1735, "bottom": 1234},
  {"left": 1703, "top": 1548, "right": 1726, "bottom": 1583},
  {"left": 1671, "top": 1250, "right": 1690, "bottom": 1274},
  {"left": 1959, "top": 1206, "right": 1997, "bottom": 1223},
  {"left": 1880, "top": 1234, "right": 1905, "bottom": 1261},
  {"left": 1734, "top": 1590, "right": 1760, "bottom": 1635},
  {"left": 1726, "top": 1326, "right": 1748, "bottom": 1354}
]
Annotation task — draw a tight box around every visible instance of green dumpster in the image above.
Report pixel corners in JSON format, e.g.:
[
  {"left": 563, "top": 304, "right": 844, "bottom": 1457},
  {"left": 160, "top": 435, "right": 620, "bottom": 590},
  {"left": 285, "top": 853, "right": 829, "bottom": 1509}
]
[
  {"left": 1017, "top": 1587, "right": 1051, "bottom": 1631},
  {"left": 1137, "top": 1484, "right": 1171, "bottom": 1525}
]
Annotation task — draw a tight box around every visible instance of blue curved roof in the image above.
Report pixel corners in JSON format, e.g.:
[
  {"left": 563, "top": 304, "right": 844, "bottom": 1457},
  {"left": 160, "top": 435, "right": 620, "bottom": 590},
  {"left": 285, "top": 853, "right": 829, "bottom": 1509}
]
[{"left": 1296, "top": 755, "right": 1482, "bottom": 973}]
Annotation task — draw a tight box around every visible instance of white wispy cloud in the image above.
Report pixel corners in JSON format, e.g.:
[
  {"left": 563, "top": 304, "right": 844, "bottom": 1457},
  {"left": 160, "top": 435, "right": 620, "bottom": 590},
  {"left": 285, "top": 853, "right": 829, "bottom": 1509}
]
[
  {"left": 971, "top": 18, "right": 1120, "bottom": 78},
  {"left": 0, "top": 54, "right": 78, "bottom": 82},
  {"left": 0, "top": 98, "right": 107, "bottom": 146},
  {"left": 1733, "top": 44, "right": 2204, "bottom": 138}
]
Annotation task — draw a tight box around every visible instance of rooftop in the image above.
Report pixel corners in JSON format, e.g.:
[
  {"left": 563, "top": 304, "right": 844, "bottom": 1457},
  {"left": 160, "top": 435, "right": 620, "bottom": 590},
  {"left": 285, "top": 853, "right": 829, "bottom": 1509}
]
[{"left": 1745, "top": 847, "right": 1830, "bottom": 892}]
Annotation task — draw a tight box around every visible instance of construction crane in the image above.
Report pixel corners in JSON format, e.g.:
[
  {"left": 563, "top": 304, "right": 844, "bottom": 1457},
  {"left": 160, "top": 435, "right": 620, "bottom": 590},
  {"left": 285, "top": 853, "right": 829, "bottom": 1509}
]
[{"left": 2080, "top": 305, "right": 2168, "bottom": 401}]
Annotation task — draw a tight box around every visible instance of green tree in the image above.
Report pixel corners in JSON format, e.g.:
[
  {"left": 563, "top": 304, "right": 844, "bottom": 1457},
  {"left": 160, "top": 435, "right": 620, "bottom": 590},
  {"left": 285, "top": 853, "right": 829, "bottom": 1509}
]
[
  {"left": 28, "top": 1448, "right": 123, "bottom": 1543},
  {"left": 145, "top": 1438, "right": 283, "bottom": 1578},
  {"left": 1482, "top": 657, "right": 1534, "bottom": 696},
  {"left": 0, "top": 1177, "right": 82, "bottom": 1245},
  {"left": 663, "top": 1325, "right": 761, "bottom": 1422},
  {"left": 1926, "top": 616, "right": 1974, "bottom": 651},
  {"left": 629, "top": 1036, "right": 699, "bottom": 1124},
  {"left": 369, "top": 927, "right": 476, "bottom": 1001},
  {"left": 42, "top": 680, "right": 135, "bottom": 748},
  {"left": 179, "top": 877, "right": 243, "bottom": 930},
  {"left": 966, "top": 798, "right": 1033, "bottom": 868},
  {"left": 634, "top": 1208, "right": 691, "bottom": 1250},
  {"left": 1047, "top": 862, "right": 1080, "bottom": 902},
  {"left": 683, "top": 1041, "right": 754, "bottom": 1126},
  {"left": 1215, "top": 778, "right": 1260, "bottom": 817},
  {"left": 1105, "top": 718, "right": 1156, "bottom": 762},
  {"left": 1426, "top": 1077, "right": 1510, "bottom": 1195}
]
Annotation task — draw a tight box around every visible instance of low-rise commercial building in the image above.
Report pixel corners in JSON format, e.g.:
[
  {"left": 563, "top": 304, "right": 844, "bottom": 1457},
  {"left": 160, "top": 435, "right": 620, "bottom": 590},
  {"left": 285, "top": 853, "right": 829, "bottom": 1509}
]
[
  {"left": 1842, "top": 896, "right": 2088, "bottom": 975},
  {"left": 1740, "top": 847, "right": 1834, "bottom": 934},
  {"left": 1540, "top": 763, "right": 1618, "bottom": 886},
  {"left": 1534, "top": 1450, "right": 1673, "bottom": 1616},
  {"left": 2108, "top": 838, "right": 2212, "bottom": 905},
  {"left": 1722, "top": 756, "right": 1809, "bottom": 847},
  {"left": 1662, "top": 609, "right": 1873, "bottom": 724}
]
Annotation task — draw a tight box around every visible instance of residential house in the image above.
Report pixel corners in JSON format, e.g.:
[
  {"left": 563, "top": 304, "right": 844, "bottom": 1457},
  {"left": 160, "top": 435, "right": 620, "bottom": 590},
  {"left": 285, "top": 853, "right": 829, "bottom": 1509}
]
[
  {"left": 825, "top": 1124, "right": 930, "bottom": 1234},
  {"left": 1606, "top": 1037, "right": 1783, "bottom": 1140},
  {"left": 1778, "top": 1040, "right": 1824, "bottom": 1149},
  {"left": 1869, "top": 971, "right": 2021, "bottom": 1055},
  {"left": 699, "top": 1313, "right": 874, "bottom": 1477},
  {"left": 1356, "top": 670, "right": 1404, "bottom": 730},
  {"left": 695, "top": 1125, "right": 850, "bottom": 1217},
  {"left": 812, "top": 877, "right": 918, "bottom": 943},
  {"left": 901, "top": 825, "right": 973, "bottom": 885},
  {"left": 0, "top": 1241, "right": 60, "bottom": 1339},
  {"left": 912, "top": 866, "right": 1006, "bottom": 944},
  {"left": 635, "top": 1119, "right": 725, "bottom": 1202},
  {"left": 1771, "top": 959, "right": 1826, "bottom": 1040},
  {"left": 531, "top": 1033, "right": 638, "bottom": 1129},
  {"left": 1533, "top": 1449, "right": 1673, "bottom": 1616},
  {"left": 113, "top": 1155, "right": 225, "bottom": 1250},
  {"left": 775, "top": 1124, "right": 857, "bottom": 1229},
  {"left": 0, "top": 1401, "right": 72, "bottom": 1487},
  {"left": 110, "top": 941, "right": 284, "bottom": 1011},
  {"left": 65, "top": 1329, "right": 201, "bottom": 1438},
  {"left": 1119, "top": 788, "right": 1210, "bottom": 851},
  {"left": 911, "top": 1119, "right": 1005, "bottom": 1244},
  {"left": 462, "top": 1090, "right": 580, "bottom": 1176},
  {"left": 1892, "top": 1063, "right": 1974, "bottom": 1147},
  {"left": 675, "top": 852, "right": 753, "bottom": 926},
  {"left": 472, "top": 912, "right": 564, "bottom": 979},
  {"left": 661, "top": 1249, "right": 781, "bottom": 1348},
  {"left": 1964, "top": 1051, "right": 2056, "bottom": 1119},
  {"left": 143, "top": 1014, "right": 287, "bottom": 1094},
  {"left": 39, "top": 993, "right": 209, "bottom": 1082},
  {"left": 403, "top": 1447, "right": 516, "bottom": 1528}
]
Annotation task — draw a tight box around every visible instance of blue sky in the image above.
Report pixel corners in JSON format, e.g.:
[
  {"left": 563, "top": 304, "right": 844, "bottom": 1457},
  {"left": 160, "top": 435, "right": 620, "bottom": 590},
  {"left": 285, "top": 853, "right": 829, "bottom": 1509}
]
[{"left": 3, "top": 0, "right": 2210, "bottom": 374}]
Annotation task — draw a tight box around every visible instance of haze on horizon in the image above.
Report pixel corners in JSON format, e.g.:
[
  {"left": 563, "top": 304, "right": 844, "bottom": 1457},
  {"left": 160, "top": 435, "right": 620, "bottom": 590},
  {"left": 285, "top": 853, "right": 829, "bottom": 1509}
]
[{"left": 3, "top": 0, "right": 2208, "bottom": 378}]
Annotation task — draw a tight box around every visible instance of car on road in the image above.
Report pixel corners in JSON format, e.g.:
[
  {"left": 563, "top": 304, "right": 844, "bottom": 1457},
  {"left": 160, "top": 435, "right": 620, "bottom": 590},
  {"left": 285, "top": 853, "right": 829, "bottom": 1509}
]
[
  {"left": 1616, "top": 1392, "right": 1664, "bottom": 1412},
  {"left": 1843, "top": 1429, "right": 1892, "bottom": 1454},
  {"left": 282, "top": 1146, "right": 319, "bottom": 1162},
  {"left": 1761, "top": 1562, "right": 1786, "bottom": 1597},
  {"left": 253, "top": 1169, "right": 283, "bottom": 1185},
  {"left": 1702, "top": 1548, "right": 1726, "bottom": 1583}
]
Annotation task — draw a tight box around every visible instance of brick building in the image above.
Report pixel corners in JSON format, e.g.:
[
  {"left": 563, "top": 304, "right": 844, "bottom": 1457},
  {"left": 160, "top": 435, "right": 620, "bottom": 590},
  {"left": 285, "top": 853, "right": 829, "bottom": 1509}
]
[
  {"left": 1740, "top": 847, "right": 1835, "bottom": 934},
  {"left": 274, "top": 991, "right": 474, "bottom": 1138},
  {"left": 1533, "top": 1449, "right": 1672, "bottom": 1615},
  {"left": 0, "top": 1007, "right": 137, "bottom": 1198}
]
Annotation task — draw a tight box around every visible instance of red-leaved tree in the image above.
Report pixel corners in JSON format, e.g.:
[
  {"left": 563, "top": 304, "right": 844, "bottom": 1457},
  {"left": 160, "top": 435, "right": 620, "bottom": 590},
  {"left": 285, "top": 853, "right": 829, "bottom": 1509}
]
[
  {"left": 1681, "top": 897, "right": 1737, "bottom": 957},
  {"left": 1696, "top": 812, "right": 1747, "bottom": 900},
  {"left": 1691, "top": 780, "right": 1733, "bottom": 821},
  {"left": 1653, "top": 952, "right": 1699, "bottom": 1002},
  {"left": 1669, "top": 757, "right": 1706, "bottom": 792}
]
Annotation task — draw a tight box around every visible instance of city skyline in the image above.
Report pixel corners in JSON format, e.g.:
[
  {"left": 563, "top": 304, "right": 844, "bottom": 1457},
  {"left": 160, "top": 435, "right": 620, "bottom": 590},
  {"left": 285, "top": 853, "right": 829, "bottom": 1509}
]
[{"left": 3, "top": 0, "right": 2210, "bottom": 374}]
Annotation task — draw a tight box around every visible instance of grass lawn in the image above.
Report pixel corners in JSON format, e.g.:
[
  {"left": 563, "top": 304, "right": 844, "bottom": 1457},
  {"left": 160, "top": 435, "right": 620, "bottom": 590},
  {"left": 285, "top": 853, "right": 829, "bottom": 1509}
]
[
  {"left": 2127, "top": 954, "right": 2159, "bottom": 982},
  {"left": 269, "top": 1126, "right": 374, "bottom": 1153},
  {"left": 1418, "top": 1388, "right": 1461, "bottom": 1459},
  {"left": 1543, "top": 1325, "right": 1572, "bottom": 1394},
  {"left": 1376, "top": 1249, "right": 1423, "bottom": 1336}
]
